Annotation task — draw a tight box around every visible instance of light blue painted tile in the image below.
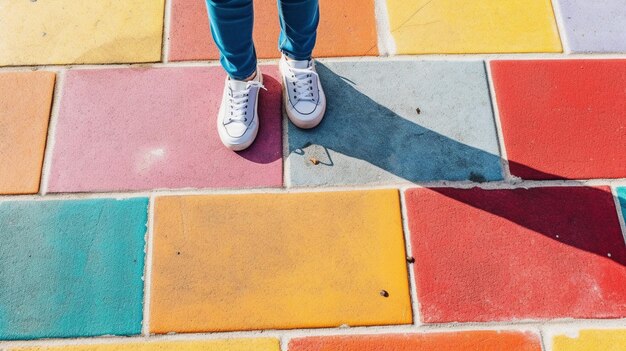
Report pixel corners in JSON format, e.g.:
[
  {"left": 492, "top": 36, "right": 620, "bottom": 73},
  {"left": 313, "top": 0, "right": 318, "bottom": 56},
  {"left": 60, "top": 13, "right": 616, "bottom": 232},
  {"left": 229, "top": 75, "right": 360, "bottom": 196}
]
[
  {"left": 558, "top": 0, "right": 626, "bottom": 53},
  {"left": 0, "top": 198, "right": 148, "bottom": 340},
  {"left": 287, "top": 61, "right": 503, "bottom": 186}
]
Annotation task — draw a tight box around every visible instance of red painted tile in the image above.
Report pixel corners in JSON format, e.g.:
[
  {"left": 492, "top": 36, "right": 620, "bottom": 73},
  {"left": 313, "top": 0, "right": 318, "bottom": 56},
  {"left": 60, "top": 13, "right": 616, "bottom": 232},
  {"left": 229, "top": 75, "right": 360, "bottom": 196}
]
[
  {"left": 48, "top": 66, "right": 282, "bottom": 193},
  {"left": 168, "top": 0, "right": 378, "bottom": 61},
  {"left": 289, "top": 331, "right": 542, "bottom": 351},
  {"left": 405, "top": 186, "right": 626, "bottom": 323},
  {"left": 491, "top": 59, "right": 626, "bottom": 180}
]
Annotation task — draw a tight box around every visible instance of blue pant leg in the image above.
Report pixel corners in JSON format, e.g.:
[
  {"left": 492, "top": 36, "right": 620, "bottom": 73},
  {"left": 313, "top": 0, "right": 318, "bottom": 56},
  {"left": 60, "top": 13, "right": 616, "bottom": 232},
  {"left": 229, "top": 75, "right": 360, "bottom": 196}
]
[
  {"left": 206, "top": 0, "right": 257, "bottom": 80},
  {"left": 277, "top": 0, "right": 320, "bottom": 60}
]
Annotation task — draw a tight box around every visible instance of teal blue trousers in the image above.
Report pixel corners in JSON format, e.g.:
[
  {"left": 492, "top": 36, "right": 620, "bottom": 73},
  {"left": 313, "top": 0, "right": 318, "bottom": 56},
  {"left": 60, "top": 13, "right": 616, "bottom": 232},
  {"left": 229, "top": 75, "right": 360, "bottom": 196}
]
[{"left": 206, "top": 0, "right": 320, "bottom": 80}]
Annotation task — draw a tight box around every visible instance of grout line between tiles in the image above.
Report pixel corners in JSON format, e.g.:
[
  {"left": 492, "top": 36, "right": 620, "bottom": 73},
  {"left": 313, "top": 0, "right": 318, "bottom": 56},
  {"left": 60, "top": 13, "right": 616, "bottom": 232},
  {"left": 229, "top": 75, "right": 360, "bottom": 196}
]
[
  {"left": 161, "top": 0, "right": 172, "bottom": 63},
  {"left": 550, "top": 0, "right": 570, "bottom": 54},
  {"left": 39, "top": 70, "right": 65, "bottom": 196},
  {"left": 373, "top": 0, "right": 396, "bottom": 56},
  {"left": 279, "top": 336, "right": 288, "bottom": 351},
  {"left": 2, "top": 53, "right": 626, "bottom": 73},
  {"left": 4, "top": 179, "right": 626, "bottom": 202},
  {"left": 539, "top": 328, "right": 549, "bottom": 351},
  {"left": 141, "top": 195, "right": 156, "bottom": 336},
  {"left": 399, "top": 190, "right": 421, "bottom": 326},
  {"left": 484, "top": 60, "right": 514, "bottom": 182},
  {"left": 281, "top": 90, "right": 290, "bottom": 188}
]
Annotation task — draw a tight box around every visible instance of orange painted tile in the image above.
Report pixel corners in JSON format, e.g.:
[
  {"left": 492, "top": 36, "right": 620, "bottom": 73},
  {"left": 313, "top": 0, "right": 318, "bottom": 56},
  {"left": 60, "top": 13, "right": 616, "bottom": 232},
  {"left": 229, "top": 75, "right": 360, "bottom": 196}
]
[
  {"left": 315, "top": 0, "right": 379, "bottom": 57},
  {"left": 168, "top": 0, "right": 214, "bottom": 62},
  {"left": 168, "top": 0, "right": 378, "bottom": 61},
  {"left": 0, "top": 71, "right": 55, "bottom": 194},
  {"left": 289, "top": 331, "right": 542, "bottom": 351},
  {"left": 150, "top": 190, "right": 411, "bottom": 333}
]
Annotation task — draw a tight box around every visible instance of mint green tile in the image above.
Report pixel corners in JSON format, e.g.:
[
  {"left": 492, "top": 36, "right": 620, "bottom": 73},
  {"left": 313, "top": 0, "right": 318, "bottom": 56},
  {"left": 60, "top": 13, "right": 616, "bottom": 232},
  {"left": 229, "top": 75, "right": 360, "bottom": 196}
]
[{"left": 0, "top": 198, "right": 148, "bottom": 340}]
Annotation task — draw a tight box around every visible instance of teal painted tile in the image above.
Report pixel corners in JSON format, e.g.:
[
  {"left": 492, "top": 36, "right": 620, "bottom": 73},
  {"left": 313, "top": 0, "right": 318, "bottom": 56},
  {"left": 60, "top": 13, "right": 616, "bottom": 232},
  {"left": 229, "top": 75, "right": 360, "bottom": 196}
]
[
  {"left": 287, "top": 61, "right": 503, "bottom": 187},
  {"left": 0, "top": 198, "right": 148, "bottom": 340},
  {"left": 618, "top": 187, "right": 626, "bottom": 223}
]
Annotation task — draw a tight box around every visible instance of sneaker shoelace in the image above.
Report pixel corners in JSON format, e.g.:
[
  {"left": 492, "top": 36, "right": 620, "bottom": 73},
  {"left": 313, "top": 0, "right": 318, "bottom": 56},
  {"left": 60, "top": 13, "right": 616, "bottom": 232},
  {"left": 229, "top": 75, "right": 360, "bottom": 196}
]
[
  {"left": 286, "top": 64, "right": 319, "bottom": 103},
  {"left": 226, "top": 81, "right": 266, "bottom": 125}
]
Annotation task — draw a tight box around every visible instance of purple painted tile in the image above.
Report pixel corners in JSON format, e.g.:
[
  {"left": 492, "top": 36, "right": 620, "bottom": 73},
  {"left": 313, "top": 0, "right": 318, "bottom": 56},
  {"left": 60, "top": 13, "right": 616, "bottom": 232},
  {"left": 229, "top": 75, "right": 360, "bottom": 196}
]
[
  {"left": 557, "top": 0, "right": 626, "bottom": 53},
  {"left": 48, "top": 66, "right": 282, "bottom": 192}
]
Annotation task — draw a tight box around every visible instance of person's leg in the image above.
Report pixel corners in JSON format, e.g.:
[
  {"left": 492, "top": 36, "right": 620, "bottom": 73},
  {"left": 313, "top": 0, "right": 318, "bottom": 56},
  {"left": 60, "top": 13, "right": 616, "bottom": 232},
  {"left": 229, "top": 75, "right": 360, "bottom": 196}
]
[
  {"left": 277, "top": 0, "right": 320, "bottom": 60},
  {"left": 207, "top": 0, "right": 263, "bottom": 151},
  {"left": 206, "top": 0, "right": 256, "bottom": 80},
  {"left": 277, "top": 0, "right": 325, "bottom": 129}
]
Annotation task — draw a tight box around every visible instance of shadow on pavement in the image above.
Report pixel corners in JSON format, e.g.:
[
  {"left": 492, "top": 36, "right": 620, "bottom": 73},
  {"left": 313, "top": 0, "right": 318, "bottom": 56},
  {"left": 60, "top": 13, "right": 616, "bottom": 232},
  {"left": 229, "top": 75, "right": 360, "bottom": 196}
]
[{"left": 287, "top": 62, "right": 626, "bottom": 266}]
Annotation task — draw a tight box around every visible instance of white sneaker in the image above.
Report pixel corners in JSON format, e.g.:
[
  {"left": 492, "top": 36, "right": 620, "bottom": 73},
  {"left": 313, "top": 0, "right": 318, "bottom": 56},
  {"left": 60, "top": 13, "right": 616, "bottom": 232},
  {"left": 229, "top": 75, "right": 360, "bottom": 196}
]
[
  {"left": 279, "top": 55, "right": 326, "bottom": 129},
  {"left": 217, "top": 70, "right": 266, "bottom": 151}
]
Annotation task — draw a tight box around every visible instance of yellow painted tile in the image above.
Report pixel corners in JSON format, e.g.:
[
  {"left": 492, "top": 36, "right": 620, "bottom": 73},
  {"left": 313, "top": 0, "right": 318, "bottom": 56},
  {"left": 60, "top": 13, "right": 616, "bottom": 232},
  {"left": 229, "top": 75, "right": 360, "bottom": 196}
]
[
  {"left": 150, "top": 190, "right": 412, "bottom": 333},
  {"left": 553, "top": 329, "right": 626, "bottom": 351},
  {"left": 386, "top": 0, "right": 562, "bottom": 54},
  {"left": 0, "top": 0, "right": 164, "bottom": 66},
  {"left": 11, "top": 339, "right": 279, "bottom": 351}
]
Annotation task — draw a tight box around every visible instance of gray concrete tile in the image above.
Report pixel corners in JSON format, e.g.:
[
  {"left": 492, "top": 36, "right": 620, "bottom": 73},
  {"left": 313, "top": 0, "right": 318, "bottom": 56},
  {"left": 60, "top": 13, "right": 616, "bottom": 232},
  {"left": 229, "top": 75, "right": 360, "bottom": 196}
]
[{"left": 287, "top": 60, "right": 503, "bottom": 187}]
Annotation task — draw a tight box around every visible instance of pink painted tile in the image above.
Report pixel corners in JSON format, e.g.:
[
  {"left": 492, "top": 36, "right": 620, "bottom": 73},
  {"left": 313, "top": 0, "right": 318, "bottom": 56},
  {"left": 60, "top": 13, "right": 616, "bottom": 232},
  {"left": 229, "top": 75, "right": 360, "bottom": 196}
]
[{"left": 48, "top": 66, "right": 282, "bottom": 192}]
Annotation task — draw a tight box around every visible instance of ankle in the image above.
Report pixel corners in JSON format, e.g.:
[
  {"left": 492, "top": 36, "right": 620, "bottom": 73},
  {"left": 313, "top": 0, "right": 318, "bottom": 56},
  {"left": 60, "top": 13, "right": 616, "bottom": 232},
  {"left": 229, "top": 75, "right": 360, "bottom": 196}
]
[
  {"left": 243, "top": 70, "right": 257, "bottom": 82},
  {"left": 283, "top": 53, "right": 311, "bottom": 62},
  {"left": 229, "top": 70, "right": 258, "bottom": 83}
]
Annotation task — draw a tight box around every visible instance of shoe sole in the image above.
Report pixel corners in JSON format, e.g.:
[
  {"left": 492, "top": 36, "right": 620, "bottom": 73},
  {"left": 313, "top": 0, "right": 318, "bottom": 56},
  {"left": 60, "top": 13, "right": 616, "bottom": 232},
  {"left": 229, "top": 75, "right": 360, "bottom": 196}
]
[
  {"left": 223, "top": 121, "right": 258, "bottom": 152},
  {"left": 217, "top": 73, "right": 262, "bottom": 151}
]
